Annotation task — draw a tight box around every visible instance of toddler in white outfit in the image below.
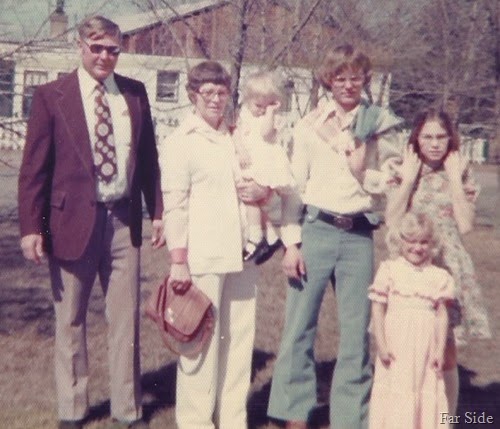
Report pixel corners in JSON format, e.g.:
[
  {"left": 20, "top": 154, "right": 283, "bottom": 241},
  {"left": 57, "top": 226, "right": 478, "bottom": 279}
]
[{"left": 234, "top": 70, "right": 295, "bottom": 264}]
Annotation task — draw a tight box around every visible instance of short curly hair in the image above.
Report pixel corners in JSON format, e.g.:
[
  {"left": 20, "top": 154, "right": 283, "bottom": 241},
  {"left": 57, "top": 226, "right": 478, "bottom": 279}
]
[
  {"left": 386, "top": 212, "right": 442, "bottom": 261},
  {"left": 315, "top": 44, "right": 371, "bottom": 91}
]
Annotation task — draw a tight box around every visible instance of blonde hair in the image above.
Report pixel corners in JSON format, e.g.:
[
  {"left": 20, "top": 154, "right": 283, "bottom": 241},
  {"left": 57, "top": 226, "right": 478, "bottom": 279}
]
[
  {"left": 386, "top": 212, "right": 441, "bottom": 260},
  {"left": 241, "top": 70, "right": 283, "bottom": 104}
]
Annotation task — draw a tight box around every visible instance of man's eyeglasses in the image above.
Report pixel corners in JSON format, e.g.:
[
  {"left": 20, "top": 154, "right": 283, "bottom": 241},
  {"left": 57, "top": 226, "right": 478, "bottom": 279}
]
[
  {"left": 197, "top": 89, "right": 230, "bottom": 101},
  {"left": 331, "top": 75, "right": 365, "bottom": 87},
  {"left": 83, "top": 39, "right": 121, "bottom": 56}
]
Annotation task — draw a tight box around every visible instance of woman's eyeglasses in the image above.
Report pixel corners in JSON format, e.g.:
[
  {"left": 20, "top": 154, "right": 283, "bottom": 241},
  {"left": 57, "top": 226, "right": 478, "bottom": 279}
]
[
  {"left": 419, "top": 134, "right": 449, "bottom": 143},
  {"left": 197, "top": 89, "right": 230, "bottom": 101},
  {"left": 83, "top": 39, "right": 121, "bottom": 56}
]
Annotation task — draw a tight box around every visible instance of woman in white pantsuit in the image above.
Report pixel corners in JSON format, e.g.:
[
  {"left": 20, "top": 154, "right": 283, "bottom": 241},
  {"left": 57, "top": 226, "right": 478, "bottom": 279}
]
[{"left": 158, "top": 61, "right": 266, "bottom": 429}]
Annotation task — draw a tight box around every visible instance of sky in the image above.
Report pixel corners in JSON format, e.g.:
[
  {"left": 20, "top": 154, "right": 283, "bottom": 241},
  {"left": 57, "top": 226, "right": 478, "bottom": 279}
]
[
  {"left": 0, "top": 0, "right": 177, "bottom": 41},
  {"left": 0, "top": 0, "right": 420, "bottom": 43}
]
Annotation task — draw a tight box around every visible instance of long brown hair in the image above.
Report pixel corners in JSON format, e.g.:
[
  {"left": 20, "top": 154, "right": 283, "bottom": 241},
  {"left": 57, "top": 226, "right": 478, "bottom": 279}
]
[{"left": 408, "top": 108, "right": 460, "bottom": 162}]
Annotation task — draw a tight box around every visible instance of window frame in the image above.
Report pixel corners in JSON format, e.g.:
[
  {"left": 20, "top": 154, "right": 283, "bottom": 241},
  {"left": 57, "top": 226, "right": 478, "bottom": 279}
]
[
  {"left": 22, "top": 70, "right": 48, "bottom": 118},
  {"left": 156, "top": 70, "right": 180, "bottom": 103},
  {"left": 0, "top": 60, "right": 15, "bottom": 117},
  {"left": 280, "top": 79, "right": 294, "bottom": 113}
]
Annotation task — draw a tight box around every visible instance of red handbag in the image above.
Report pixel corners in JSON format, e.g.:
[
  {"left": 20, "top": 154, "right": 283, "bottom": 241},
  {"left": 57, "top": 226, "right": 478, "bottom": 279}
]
[{"left": 145, "top": 276, "right": 214, "bottom": 357}]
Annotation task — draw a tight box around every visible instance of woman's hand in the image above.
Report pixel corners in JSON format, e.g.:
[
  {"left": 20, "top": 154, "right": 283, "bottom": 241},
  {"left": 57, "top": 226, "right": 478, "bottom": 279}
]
[
  {"left": 444, "top": 151, "right": 475, "bottom": 234},
  {"left": 236, "top": 178, "right": 271, "bottom": 205},
  {"left": 400, "top": 145, "right": 422, "bottom": 184},
  {"left": 430, "top": 351, "right": 445, "bottom": 377},
  {"left": 444, "top": 152, "right": 467, "bottom": 185},
  {"left": 282, "top": 244, "right": 306, "bottom": 279},
  {"left": 151, "top": 219, "right": 166, "bottom": 249},
  {"left": 378, "top": 346, "right": 395, "bottom": 369},
  {"left": 168, "top": 263, "right": 192, "bottom": 293}
]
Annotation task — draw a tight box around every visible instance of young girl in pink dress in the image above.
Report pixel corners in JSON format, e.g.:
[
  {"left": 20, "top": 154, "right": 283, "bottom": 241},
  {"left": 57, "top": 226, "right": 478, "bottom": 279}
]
[
  {"left": 385, "top": 109, "right": 492, "bottom": 416},
  {"left": 369, "top": 212, "right": 455, "bottom": 429}
]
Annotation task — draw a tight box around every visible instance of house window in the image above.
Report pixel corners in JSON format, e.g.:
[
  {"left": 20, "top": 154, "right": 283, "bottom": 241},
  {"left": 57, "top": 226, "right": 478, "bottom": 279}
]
[
  {"left": 156, "top": 70, "right": 179, "bottom": 102},
  {"left": 0, "top": 60, "right": 15, "bottom": 117},
  {"left": 22, "top": 71, "right": 48, "bottom": 118},
  {"left": 281, "top": 79, "right": 294, "bottom": 112}
]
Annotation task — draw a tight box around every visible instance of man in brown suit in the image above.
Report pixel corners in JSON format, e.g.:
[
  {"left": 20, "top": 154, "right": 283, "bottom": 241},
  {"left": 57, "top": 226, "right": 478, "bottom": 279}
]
[{"left": 18, "top": 16, "right": 164, "bottom": 429}]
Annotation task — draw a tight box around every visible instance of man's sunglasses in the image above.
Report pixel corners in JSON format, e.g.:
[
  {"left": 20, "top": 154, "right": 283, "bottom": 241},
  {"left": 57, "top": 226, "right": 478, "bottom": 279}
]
[{"left": 83, "top": 39, "right": 121, "bottom": 56}]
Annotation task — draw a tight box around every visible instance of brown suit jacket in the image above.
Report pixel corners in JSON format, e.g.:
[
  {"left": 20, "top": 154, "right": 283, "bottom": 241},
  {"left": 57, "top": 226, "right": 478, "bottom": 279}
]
[{"left": 18, "top": 70, "right": 163, "bottom": 261}]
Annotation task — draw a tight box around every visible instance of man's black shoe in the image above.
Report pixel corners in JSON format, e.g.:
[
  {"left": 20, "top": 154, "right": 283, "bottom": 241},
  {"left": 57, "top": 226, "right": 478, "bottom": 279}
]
[{"left": 255, "top": 238, "right": 283, "bottom": 265}]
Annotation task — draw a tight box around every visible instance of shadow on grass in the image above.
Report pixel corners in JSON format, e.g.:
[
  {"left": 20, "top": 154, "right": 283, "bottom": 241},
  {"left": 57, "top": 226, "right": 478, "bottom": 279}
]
[
  {"left": 142, "top": 363, "right": 177, "bottom": 421},
  {"left": 248, "top": 361, "right": 500, "bottom": 429},
  {"left": 83, "top": 349, "right": 280, "bottom": 425},
  {"left": 0, "top": 286, "right": 111, "bottom": 337},
  {"left": 248, "top": 359, "right": 337, "bottom": 429},
  {"left": 83, "top": 363, "right": 178, "bottom": 425},
  {"left": 0, "top": 286, "right": 54, "bottom": 336},
  {"left": 0, "top": 225, "right": 30, "bottom": 270},
  {"left": 456, "top": 365, "right": 500, "bottom": 428},
  {"left": 251, "top": 348, "right": 275, "bottom": 382}
]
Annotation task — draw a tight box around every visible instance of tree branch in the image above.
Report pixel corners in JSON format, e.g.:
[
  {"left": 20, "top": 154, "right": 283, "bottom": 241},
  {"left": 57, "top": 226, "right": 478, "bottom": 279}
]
[{"left": 270, "top": 0, "right": 324, "bottom": 67}]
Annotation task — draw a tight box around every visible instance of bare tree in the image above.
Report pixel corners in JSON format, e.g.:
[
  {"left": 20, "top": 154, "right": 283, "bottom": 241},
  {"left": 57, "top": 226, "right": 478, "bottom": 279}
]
[{"left": 485, "top": 0, "right": 500, "bottom": 157}]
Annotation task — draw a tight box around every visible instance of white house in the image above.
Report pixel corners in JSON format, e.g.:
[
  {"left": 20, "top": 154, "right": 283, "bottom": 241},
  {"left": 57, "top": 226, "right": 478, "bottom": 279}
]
[{"left": 0, "top": 1, "right": 392, "bottom": 151}]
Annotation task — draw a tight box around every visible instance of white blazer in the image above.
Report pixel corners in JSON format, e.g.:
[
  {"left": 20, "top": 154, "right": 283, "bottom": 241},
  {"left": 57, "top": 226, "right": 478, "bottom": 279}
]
[{"left": 159, "top": 113, "right": 243, "bottom": 275}]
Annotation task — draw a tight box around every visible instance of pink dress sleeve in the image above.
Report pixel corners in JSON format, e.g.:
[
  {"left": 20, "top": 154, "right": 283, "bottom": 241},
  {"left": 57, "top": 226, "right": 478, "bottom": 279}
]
[
  {"left": 436, "top": 270, "right": 456, "bottom": 305},
  {"left": 368, "top": 261, "right": 393, "bottom": 303}
]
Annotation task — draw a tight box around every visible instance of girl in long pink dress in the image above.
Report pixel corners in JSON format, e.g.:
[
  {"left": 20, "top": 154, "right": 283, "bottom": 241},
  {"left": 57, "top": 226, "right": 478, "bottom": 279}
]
[
  {"left": 385, "top": 109, "right": 491, "bottom": 416},
  {"left": 369, "top": 212, "right": 455, "bottom": 429}
]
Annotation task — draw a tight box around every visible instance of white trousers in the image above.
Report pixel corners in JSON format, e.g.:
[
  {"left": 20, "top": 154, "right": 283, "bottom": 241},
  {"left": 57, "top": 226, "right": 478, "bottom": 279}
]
[{"left": 175, "top": 264, "right": 258, "bottom": 429}]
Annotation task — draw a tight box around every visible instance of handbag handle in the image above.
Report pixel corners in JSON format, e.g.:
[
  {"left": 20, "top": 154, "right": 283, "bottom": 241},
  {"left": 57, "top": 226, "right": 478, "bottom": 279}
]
[{"left": 146, "top": 278, "right": 213, "bottom": 358}]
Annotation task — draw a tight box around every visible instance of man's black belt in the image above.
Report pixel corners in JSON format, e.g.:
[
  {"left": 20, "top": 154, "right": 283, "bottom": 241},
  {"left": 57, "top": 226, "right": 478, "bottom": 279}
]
[
  {"left": 316, "top": 210, "right": 373, "bottom": 231},
  {"left": 97, "top": 198, "right": 129, "bottom": 211}
]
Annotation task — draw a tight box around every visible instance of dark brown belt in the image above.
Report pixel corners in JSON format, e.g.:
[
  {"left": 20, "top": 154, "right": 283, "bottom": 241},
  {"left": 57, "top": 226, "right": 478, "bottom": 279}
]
[{"left": 316, "top": 210, "right": 373, "bottom": 231}]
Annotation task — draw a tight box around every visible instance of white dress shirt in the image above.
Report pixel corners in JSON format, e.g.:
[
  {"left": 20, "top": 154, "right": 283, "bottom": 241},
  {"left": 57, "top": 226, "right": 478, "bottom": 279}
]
[
  {"left": 78, "top": 67, "right": 132, "bottom": 202},
  {"left": 280, "top": 99, "right": 402, "bottom": 246},
  {"left": 159, "top": 112, "right": 244, "bottom": 275}
]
